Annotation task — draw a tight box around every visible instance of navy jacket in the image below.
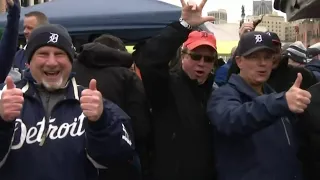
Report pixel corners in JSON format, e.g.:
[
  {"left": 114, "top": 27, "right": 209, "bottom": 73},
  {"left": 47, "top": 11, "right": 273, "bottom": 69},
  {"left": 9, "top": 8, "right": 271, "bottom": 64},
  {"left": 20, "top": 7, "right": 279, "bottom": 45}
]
[
  {"left": 0, "top": 72, "right": 135, "bottom": 180},
  {"left": 305, "top": 59, "right": 320, "bottom": 81},
  {"left": 214, "top": 59, "right": 232, "bottom": 86},
  {"left": 13, "top": 49, "right": 27, "bottom": 72},
  {"left": 207, "top": 74, "right": 303, "bottom": 180},
  {"left": 0, "top": 0, "right": 20, "bottom": 83}
]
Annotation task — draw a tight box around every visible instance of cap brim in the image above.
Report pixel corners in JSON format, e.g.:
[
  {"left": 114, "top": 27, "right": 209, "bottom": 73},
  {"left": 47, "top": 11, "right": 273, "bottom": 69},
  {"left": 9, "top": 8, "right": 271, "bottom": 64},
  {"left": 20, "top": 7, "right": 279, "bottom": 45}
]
[
  {"left": 272, "top": 40, "right": 281, "bottom": 45},
  {"left": 242, "top": 46, "right": 275, "bottom": 57},
  {"left": 186, "top": 40, "right": 217, "bottom": 51}
]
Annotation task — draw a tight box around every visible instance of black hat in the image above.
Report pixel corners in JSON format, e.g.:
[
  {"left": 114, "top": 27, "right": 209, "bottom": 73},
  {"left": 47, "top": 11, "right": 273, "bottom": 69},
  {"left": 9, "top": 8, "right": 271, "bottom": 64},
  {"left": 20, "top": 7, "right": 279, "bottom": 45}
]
[
  {"left": 25, "top": 24, "right": 75, "bottom": 63},
  {"left": 237, "top": 31, "right": 275, "bottom": 57},
  {"left": 265, "top": 31, "right": 281, "bottom": 45}
]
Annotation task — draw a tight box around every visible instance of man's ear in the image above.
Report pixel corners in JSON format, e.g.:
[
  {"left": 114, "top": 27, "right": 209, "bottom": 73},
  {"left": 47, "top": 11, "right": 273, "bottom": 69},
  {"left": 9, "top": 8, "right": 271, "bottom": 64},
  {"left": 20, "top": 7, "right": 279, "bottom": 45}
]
[{"left": 235, "top": 56, "right": 242, "bottom": 70}]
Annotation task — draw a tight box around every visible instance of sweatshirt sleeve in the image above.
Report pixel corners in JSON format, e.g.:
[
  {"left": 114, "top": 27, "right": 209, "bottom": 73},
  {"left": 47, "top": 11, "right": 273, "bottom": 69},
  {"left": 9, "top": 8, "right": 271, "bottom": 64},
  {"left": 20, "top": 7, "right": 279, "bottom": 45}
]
[
  {"left": 135, "top": 22, "right": 191, "bottom": 109},
  {"left": 0, "top": 0, "right": 21, "bottom": 83},
  {"left": 207, "top": 86, "right": 292, "bottom": 137},
  {"left": 85, "top": 100, "right": 135, "bottom": 168},
  {"left": 0, "top": 84, "right": 16, "bottom": 169}
]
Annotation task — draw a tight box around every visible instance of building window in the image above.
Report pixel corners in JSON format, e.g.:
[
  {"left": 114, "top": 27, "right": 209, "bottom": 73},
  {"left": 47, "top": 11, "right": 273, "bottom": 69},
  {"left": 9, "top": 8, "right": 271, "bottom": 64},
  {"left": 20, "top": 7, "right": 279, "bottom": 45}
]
[
  {"left": 21, "top": 0, "right": 28, "bottom": 7},
  {"left": 35, "top": 0, "right": 39, "bottom": 4}
]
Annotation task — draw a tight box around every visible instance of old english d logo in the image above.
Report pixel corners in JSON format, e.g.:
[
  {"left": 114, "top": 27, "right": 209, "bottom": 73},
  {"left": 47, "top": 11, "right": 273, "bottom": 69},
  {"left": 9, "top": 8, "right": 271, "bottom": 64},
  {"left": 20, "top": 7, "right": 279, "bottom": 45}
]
[
  {"left": 48, "top": 33, "right": 59, "bottom": 43},
  {"left": 201, "top": 31, "right": 208, "bottom": 38}
]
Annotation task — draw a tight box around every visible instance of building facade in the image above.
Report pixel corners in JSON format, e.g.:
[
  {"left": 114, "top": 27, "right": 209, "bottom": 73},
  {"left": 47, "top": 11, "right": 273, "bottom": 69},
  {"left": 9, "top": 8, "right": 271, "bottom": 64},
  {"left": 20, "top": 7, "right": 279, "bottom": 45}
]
[
  {"left": 247, "top": 13, "right": 297, "bottom": 42},
  {"left": 253, "top": 0, "right": 272, "bottom": 16},
  {"left": 296, "top": 19, "right": 320, "bottom": 47},
  {"left": 207, "top": 9, "right": 227, "bottom": 24}
]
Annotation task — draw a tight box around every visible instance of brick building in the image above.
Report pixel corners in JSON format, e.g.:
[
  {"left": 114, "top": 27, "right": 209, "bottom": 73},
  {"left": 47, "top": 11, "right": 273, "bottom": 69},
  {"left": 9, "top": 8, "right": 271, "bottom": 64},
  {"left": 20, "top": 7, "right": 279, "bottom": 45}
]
[{"left": 296, "top": 19, "right": 320, "bottom": 47}]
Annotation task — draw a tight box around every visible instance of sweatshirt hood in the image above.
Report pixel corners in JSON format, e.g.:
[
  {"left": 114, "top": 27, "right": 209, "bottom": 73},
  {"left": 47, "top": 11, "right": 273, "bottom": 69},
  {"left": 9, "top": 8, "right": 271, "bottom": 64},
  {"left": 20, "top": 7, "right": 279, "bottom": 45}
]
[{"left": 77, "top": 42, "right": 133, "bottom": 68}]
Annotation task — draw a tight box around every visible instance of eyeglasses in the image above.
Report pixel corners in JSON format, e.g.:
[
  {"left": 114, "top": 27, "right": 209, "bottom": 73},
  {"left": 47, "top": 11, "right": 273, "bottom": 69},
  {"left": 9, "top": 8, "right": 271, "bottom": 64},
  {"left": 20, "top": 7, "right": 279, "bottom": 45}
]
[{"left": 182, "top": 50, "right": 215, "bottom": 63}]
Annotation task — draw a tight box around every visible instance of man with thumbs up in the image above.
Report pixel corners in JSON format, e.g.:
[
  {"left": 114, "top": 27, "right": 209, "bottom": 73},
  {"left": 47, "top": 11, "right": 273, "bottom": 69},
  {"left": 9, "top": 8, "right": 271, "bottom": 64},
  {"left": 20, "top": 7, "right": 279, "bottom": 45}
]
[
  {"left": 0, "top": 24, "right": 135, "bottom": 180},
  {"left": 0, "top": 76, "right": 24, "bottom": 121},
  {"left": 207, "top": 31, "right": 309, "bottom": 180}
]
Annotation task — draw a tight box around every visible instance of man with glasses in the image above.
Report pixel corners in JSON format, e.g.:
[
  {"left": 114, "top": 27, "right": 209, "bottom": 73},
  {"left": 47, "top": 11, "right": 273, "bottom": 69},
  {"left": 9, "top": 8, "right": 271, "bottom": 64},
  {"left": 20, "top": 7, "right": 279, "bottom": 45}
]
[
  {"left": 208, "top": 31, "right": 307, "bottom": 180},
  {"left": 180, "top": 31, "right": 217, "bottom": 84},
  {"left": 135, "top": 0, "right": 216, "bottom": 179}
]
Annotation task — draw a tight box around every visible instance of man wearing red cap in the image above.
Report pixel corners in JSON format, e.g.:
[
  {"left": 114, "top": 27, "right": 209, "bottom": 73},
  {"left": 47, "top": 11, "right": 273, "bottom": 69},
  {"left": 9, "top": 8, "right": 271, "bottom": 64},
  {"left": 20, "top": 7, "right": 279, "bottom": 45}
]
[
  {"left": 181, "top": 31, "right": 217, "bottom": 84},
  {"left": 135, "top": 0, "right": 216, "bottom": 179}
]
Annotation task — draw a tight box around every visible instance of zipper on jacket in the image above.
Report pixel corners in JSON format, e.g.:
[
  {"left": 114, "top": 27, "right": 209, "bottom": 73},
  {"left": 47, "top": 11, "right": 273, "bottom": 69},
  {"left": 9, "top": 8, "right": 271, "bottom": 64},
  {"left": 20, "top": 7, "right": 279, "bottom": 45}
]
[
  {"left": 281, "top": 117, "right": 291, "bottom": 146},
  {"left": 40, "top": 94, "right": 51, "bottom": 146}
]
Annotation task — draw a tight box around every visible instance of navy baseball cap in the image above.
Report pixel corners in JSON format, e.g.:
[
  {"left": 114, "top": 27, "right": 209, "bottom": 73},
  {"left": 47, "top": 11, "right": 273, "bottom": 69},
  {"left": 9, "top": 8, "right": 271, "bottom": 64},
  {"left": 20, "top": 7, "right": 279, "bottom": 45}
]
[
  {"left": 266, "top": 31, "right": 281, "bottom": 45},
  {"left": 237, "top": 31, "right": 275, "bottom": 57}
]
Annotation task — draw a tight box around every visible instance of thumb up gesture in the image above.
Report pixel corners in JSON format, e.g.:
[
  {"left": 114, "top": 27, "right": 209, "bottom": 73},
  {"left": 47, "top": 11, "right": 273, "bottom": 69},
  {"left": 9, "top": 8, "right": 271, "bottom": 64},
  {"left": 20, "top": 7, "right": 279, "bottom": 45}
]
[
  {"left": 285, "top": 73, "right": 311, "bottom": 113},
  {"left": 0, "top": 76, "right": 24, "bottom": 121},
  {"left": 80, "top": 79, "right": 103, "bottom": 121}
]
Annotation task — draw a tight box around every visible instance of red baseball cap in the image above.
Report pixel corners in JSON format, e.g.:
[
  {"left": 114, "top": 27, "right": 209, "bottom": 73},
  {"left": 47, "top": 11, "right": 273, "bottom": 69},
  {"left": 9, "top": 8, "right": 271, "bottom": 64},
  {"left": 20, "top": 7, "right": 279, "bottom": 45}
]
[{"left": 183, "top": 31, "right": 217, "bottom": 51}]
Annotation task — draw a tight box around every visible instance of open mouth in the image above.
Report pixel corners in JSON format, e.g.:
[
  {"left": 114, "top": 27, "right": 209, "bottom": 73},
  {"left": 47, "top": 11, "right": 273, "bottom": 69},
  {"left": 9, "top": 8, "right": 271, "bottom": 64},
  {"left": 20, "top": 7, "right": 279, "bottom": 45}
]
[
  {"left": 44, "top": 71, "right": 60, "bottom": 78},
  {"left": 195, "top": 70, "right": 205, "bottom": 76}
]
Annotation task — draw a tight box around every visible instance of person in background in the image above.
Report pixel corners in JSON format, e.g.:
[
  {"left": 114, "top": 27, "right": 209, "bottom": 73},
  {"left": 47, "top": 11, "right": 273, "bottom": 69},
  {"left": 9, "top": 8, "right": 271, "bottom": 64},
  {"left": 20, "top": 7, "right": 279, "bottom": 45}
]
[
  {"left": 0, "top": 24, "right": 134, "bottom": 180},
  {"left": 214, "top": 46, "right": 237, "bottom": 86},
  {"left": 73, "top": 34, "right": 151, "bottom": 180},
  {"left": 208, "top": 31, "right": 308, "bottom": 180},
  {"left": 284, "top": 41, "right": 308, "bottom": 67},
  {"left": 0, "top": 0, "right": 20, "bottom": 83},
  {"left": 13, "top": 11, "right": 49, "bottom": 71},
  {"left": 305, "top": 42, "right": 320, "bottom": 81},
  {"left": 267, "top": 38, "right": 317, "bottom": 92}
]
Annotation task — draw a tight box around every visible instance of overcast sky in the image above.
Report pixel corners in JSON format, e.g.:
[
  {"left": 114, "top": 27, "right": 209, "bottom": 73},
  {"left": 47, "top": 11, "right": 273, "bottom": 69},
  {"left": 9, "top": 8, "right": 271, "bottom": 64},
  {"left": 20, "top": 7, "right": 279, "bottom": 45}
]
[{"left": 160, "top": 0, "right": 286, "bottom": 23}]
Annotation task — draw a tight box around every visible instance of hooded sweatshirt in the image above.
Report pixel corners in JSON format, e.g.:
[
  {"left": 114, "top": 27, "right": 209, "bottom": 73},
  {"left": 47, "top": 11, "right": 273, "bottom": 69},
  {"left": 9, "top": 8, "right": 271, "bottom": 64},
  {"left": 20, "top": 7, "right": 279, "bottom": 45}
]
[{"left": 73, "top": 42, "right": 151, "bottom": 179}]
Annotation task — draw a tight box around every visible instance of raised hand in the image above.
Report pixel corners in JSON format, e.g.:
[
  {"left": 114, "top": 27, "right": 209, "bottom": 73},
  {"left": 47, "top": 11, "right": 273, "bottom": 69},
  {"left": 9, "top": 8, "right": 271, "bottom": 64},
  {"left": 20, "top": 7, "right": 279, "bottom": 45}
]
[
  {"left": 180, "top": 0, "right": 214, "bottom": 27},
  {"left": 239, "top": 22, "right": 254, "bottom": 37},
  {"left": 0, "top": 76, "right": 24, "bottom": 121},
  {"left": 285, "top": 73, "right": 311, "bottom": 113},
  {"left": 80, "top": 79, "right": 103, "bottom": 121}
]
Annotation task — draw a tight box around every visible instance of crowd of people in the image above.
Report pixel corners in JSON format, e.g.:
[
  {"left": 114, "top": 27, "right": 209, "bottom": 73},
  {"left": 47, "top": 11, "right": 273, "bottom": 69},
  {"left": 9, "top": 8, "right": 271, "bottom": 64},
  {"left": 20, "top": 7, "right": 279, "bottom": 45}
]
[{"left": 1, "top": 0, "right": 320, "bottom": 180}]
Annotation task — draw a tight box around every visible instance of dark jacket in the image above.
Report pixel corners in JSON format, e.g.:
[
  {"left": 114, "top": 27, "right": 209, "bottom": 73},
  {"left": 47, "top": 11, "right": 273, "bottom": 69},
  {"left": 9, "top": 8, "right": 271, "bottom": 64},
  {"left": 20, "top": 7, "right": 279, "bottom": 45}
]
[
  {"left": 0, "top": 71, "right": 135, "bottom": 180},
  {"left": 214, "top": 59, "right": 232, "bottom": 86},
  {"left": 305, "top": 59, "right": 320, "bottom": 81},
  {"left": 135, "top": 22, "right": 215, "bottom": 180},
  {"left": 73, "top": 42, "right": 150, "bottom": 179},
  {"left": 268, "top": 56, "right": 317, "bottom": 92},
  {"left": 0, "top": 0, "right": 20, "bottom": 83},
  {"left": 13, "top": 49, "right": 27, "bottom": 71},
  {"left": 297, "top": 82, "right": 320, "bottom": 180},
  {"left": 207, "top": 74, "right": 303, "bottom": 180}
]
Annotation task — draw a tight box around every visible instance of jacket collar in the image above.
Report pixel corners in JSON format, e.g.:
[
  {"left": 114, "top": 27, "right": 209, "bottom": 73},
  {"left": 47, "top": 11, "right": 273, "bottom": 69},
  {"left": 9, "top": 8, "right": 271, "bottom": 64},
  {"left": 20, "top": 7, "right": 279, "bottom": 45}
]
[
  {"left": 180, "top": 69, "right": 214, "bottom": 89},
  {"left": 228, "top": 74, "right": 274, "bottom": 98},
  {"left": 16, "top": 70, "right": 80, "bottom": 100}
]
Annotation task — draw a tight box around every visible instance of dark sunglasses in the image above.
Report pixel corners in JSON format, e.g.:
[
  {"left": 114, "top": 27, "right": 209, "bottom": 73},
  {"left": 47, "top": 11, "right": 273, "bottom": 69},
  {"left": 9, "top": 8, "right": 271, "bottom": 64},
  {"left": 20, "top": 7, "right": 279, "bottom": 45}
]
[{"left": 182, "top": 50, "right": 215, "bottom": 63}]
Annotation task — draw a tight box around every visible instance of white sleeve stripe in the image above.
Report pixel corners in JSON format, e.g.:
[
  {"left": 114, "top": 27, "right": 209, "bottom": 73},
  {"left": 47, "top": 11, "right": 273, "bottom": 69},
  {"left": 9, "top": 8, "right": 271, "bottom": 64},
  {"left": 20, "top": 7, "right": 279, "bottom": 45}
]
[
  {"left": 122, "top": 135, "right": 132, "bottom": 146},
  {"left": 0, "top": 131, "right": 15, "bottom": 169},
  {"left": 121, "top": 123, "right": 132, "bottom": 146},
  {"left": 0, "top": 147, "right": 11, "bottom": 169},
  {"left": 86, "top": 153, "right": 108, "bottom": 169}
]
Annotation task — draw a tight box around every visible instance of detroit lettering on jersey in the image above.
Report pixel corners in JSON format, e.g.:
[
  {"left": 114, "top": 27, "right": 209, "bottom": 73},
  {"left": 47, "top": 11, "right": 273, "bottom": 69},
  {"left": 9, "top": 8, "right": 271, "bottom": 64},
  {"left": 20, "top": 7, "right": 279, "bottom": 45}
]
[{"left": 12, "top": 113, "right": 86, "bottom": 150}]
